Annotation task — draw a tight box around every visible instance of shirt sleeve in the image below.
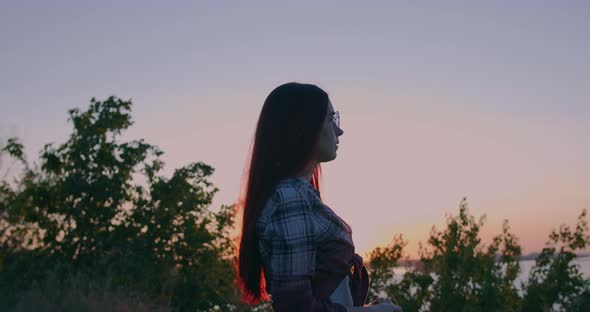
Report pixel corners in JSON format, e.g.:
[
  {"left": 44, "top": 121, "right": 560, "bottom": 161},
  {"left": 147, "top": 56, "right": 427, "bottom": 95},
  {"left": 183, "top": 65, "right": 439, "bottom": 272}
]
[{"left": 265, "top": 188, "right": 347, "bottom": 312}]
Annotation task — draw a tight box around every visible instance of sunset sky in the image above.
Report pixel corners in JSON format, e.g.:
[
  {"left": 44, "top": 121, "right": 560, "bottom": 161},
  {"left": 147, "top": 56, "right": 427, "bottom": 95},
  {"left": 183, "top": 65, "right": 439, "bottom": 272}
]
[{"left": 1, "top": 1, "right": 589, "bottom": 258}]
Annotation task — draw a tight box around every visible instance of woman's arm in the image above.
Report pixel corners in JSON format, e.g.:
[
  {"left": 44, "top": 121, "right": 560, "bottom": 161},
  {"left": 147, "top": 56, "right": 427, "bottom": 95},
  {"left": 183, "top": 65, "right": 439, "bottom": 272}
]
[
  {"left": 264, "top": 189, "right": 347, "bottom": 311},
  {"left": 346, "top": 306, "right": 375, "bottom": 312},
  {"left": 262, "top": 186, "right": 402, "bottom": 312},
  {"left": 269, "top": 277, "right": 347, "bottom": 311},
  {"left": 347, "top": 303, "right": 402, "bottom": 312}
]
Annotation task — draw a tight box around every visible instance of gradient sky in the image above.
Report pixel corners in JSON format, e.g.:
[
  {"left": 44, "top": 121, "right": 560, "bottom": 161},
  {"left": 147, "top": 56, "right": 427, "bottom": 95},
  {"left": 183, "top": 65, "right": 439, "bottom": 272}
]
[{"left": 1, "top": 0, "right": 589, "bottom": 258}]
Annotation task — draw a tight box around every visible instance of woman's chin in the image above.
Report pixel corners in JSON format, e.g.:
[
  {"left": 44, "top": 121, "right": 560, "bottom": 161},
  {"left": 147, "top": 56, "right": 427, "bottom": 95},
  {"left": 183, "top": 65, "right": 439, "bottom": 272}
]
[{"left": 319, "top": 150, "right": 339, "bottom": 162}]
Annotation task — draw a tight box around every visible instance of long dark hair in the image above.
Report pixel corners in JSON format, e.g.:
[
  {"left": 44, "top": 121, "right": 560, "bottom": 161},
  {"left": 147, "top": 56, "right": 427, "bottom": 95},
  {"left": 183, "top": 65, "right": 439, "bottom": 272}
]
[{"left": 233, "top": 82, "right": 330, "bottom": 304}]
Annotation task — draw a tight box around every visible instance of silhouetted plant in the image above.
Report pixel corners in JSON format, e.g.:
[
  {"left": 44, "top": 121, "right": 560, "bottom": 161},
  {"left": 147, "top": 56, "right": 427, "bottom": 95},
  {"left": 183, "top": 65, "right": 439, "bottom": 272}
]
[
  {"left": 0, "top": 97, "right": 241, "bottom": 311},
  {"left": 521, "top": 209, "right": 590, "bottom": 312},
  {"left": 366, "top": 199, "right": 589, "bottom": 312}
]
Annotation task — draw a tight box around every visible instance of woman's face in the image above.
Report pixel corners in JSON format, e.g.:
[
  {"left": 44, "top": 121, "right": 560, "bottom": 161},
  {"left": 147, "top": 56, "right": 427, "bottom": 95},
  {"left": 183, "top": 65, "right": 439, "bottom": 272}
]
[{"left": 316, "top": 100, "right": 344, "bottom": 163}]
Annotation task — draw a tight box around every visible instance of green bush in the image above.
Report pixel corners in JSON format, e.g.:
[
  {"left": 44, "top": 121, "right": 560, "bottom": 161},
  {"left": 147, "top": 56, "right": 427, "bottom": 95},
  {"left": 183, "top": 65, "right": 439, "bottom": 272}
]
[
  {"left": 521, "top": 210, "right": 590, "bottom": 311},
  {"left": 367, "top": 198, "right": 589, "bottom": 312},
  {"left": 0, "top": 97, "right": 243, "bottom": 311},
  {"left": 8, "top": 263, "right": 167, "bottom": 312}
]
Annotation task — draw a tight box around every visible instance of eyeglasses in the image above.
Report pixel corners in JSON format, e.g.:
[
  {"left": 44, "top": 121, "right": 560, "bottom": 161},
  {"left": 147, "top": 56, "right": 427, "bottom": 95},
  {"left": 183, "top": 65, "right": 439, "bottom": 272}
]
[{"left": 332, "top": 111, "right": 340, "bottom": 128}]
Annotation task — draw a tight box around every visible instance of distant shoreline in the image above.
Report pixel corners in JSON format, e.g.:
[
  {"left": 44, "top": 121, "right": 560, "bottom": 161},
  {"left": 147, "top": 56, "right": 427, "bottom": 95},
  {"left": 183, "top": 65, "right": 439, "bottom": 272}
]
[
  {"left": 392, "top": 253, "right": 590, "bottom": 269},
  {"left": 519, "top": 252, "right": 590, "bottom": 261}
]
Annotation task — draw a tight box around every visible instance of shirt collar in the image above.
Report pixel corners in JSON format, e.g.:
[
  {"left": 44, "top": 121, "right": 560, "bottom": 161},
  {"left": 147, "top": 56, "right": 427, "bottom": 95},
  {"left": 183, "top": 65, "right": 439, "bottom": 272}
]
[{"left": 290, "top": 176, "right": 320, "bottom": 198}]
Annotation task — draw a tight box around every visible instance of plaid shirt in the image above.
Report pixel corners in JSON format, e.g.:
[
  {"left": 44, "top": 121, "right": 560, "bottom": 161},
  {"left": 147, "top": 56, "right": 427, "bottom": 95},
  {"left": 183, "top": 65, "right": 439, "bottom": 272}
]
[{"left": 256, "top": 176, "right": 354, "bottom": 312}]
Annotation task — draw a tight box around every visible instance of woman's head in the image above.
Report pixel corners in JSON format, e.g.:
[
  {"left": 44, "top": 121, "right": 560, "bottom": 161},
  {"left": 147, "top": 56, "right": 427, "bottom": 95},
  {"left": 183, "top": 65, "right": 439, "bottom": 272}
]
[
  {"left": 315, "top": 98, "right": 344, "bottom": 163},
  {"left": 255, "top": 82, "right": 343, "bottom": 177},
  {"left": 233, "top": 82, "right": 343, "bottom": 304}
]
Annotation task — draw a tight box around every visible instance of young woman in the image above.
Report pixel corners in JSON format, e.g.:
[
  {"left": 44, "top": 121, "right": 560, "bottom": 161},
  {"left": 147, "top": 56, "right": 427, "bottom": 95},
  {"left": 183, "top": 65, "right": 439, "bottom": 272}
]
[{"left": 234, "top": 83, "right": 401, "bottom": 312}]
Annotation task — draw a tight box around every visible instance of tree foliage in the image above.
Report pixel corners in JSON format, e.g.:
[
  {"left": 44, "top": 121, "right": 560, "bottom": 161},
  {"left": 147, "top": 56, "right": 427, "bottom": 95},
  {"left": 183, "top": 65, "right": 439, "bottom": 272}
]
[
  {"left": 0, "top": 97, "right": 243, "bottom": 311},
  {"left": 367, "top": 198, "right": 589, "bottom": 312},
  {"left": 522, "top": 210, "right": 590, "bottom": 311}
]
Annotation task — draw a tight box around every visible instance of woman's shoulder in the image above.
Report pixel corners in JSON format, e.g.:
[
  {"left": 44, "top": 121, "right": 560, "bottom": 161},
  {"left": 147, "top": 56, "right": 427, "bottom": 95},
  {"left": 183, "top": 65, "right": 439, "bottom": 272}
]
[
  {"left": 274, "top": 176, "right": 316, "bottom": 199},
  {"left": 256, "top": 177, "right": 321, "bottom": 241},
  {"left": 257, "top": 177, "right": 355, "bottom": 247},
  {"left": 258, "top": 177, "right": 316, "bottom": 221}
]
